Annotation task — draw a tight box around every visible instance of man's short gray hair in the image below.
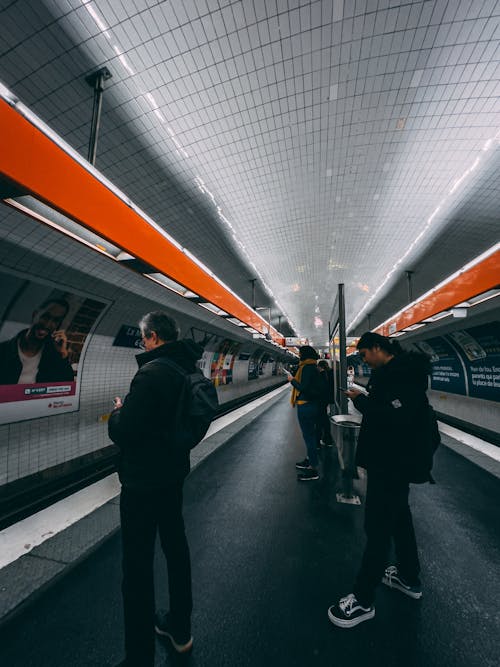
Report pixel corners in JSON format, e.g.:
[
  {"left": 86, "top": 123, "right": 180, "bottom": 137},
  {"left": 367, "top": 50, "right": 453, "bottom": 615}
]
[{"left": 139, "top": 311, "right": 179, "bottom": 342}]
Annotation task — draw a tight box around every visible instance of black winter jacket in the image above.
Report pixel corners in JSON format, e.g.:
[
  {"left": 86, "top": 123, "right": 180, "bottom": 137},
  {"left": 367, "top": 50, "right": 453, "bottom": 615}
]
[
  {"left": 353, "top": 351, "right": 435, "bottom": 481},
  {"left": 291, "top": 364, "right": 322, "bottom": 403},
  {"left": 108, "top": 339, "right": 203, "bottom": 488},
  {"left": 0, "top": 330, "right": 74, "bottom": 385}
]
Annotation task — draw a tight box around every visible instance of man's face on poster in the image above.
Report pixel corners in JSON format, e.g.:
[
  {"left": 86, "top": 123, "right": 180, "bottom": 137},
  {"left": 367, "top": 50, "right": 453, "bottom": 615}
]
[{"left": 28, "top": 302, "right": 67, "bottom": 343}]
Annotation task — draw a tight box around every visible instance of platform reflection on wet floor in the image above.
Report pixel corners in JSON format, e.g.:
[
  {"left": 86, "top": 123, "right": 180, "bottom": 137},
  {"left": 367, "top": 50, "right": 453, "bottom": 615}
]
[{"left": 0, "top": 393, "right": 499, "bottom": 667}]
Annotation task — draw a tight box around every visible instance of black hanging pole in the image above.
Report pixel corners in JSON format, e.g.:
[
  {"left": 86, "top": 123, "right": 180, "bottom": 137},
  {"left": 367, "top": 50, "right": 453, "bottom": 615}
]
[
  {"left": 338, "top": 283, "right": 348, "bottom": 414},
  {"left": 405, "top": 270, "right": 414, "bottom": 303},
  {"left": 85, "top": 67, "right": 112, "bottom": 166},
  {"left": 249, "top": 278, "right": 257, "bottom": 309}
]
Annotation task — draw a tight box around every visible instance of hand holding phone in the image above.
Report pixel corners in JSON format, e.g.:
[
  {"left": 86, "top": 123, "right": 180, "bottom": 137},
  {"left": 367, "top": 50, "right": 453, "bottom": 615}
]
[{"left": 52, "top": 329, "right": 69, "bottom": 358}]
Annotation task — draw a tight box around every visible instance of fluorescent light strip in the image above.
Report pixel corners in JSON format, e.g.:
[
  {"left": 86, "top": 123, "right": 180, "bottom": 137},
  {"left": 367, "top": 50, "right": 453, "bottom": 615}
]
[
  {"left": 199, "top": 302, "right": 229, "bottom": 317},
  {"left": 5, "top": 197, "right": 120, "bottom": 259},
  {"left": 146, "top": 273, "right": 198, "bottom": 299},
  {"left": 422, "top": 311, "right": 451, "bottom": 323}
]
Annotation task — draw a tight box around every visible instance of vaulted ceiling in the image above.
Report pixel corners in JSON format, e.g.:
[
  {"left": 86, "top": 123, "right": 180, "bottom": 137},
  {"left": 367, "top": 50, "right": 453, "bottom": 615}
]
[{"left": 1, "top": 0, "right": 499, "bottom": 344}]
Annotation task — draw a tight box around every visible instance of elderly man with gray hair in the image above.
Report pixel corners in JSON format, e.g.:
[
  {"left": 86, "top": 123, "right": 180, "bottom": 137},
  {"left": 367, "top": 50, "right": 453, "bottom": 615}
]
[{"left": 109, "top": 311, "right": 204, "bottom": 666}]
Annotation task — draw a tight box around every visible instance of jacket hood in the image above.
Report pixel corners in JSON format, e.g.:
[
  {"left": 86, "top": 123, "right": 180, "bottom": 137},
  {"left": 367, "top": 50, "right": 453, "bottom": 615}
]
[
  {"left": 387, "top": 350, "right": 432, "bottom": 378},
  {"left": 136, "top": 339, "right": 204, "bottom": 368}
]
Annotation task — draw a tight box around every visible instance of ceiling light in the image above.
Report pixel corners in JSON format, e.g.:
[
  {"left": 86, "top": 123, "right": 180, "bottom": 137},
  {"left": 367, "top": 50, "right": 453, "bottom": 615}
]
[
  {"left": 5, "top": 195, "right": 121, "bottom": 258},
  {"left": 401, "top": 323, "right": 426, "bottom": 332},
  {"left": 147, "top": 273, "right": 198, "bottom": 298},
  {"left": 422, "top": 311, "right": 451, "bottom": 323},
  {"left": 199, "top": 302, "right": 229, "bottom": 317},
  {"left": 468, "top": 289, "right": 500, "bottom": 306}
]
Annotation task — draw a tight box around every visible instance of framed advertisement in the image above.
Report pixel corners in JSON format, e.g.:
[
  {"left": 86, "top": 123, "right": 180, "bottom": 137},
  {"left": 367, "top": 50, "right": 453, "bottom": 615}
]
[{"left": 0, "top": 270, "right": 109, "bottom": 424}]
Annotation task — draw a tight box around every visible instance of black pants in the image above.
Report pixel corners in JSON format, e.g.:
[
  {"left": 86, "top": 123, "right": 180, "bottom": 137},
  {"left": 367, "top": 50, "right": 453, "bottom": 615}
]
[
  {"left": 120, "top": 481, "right": 192, "bottom": 666},
  {"left": 316, "top": 403, "right": 333, "bottom": 446},
  {"left": 353, "top": 472, "right": 420, "bottom": 607}
]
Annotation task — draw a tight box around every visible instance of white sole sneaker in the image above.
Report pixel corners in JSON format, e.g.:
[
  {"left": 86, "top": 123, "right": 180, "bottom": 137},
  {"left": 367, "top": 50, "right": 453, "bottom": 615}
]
[
  {"left": 382, "top": 574, "right": 422, "bottom": 599},
  {"left": 155, "top": 625, "right": 193, "bottom": 653},
  {"left": 328, "top": 606, "right": 375, "bottom": 628}
]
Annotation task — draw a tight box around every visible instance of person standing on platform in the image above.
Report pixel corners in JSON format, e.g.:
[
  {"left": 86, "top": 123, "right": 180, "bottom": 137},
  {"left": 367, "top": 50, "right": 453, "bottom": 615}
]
[
  {"left": 328, "top": 331, "right": 436, "bottom": 628},
  {"left": 109, "top": 311, "right": 203, "bottom": 666},
  {"left": 317, "top": 360, "right": 334, "bottom": 448},
  {"left": 288, "top": 345, "right": 322, "bottom": 481}
]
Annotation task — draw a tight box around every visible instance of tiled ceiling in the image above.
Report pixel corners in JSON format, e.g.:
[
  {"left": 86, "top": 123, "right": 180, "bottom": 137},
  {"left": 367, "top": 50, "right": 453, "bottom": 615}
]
[{"left": 0, "top": 0, "right": 499, "bottom": 345}]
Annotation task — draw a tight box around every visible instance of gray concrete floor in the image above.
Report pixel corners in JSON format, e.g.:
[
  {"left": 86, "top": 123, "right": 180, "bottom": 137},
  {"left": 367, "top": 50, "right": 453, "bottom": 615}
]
[{"left": 0, "top": 393, "right": 499, "bottom": 666}]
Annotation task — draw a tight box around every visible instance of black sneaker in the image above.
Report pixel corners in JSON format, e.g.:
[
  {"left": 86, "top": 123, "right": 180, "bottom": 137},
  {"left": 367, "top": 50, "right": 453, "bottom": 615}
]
[
  {"left": 297, "top": 468, "right": 319, "bottom": 481},
  {"left": 328, "top": 594, "right": 375, "bottom": 628},
  {"left": 155, "top": 610, "right": 193, "bottom": 653},
  {"left": 382, "top": 565, "right": 422, "bottom": 599},
  {"left": 295, "top": 457, "right": 310, "bottom": 469}
]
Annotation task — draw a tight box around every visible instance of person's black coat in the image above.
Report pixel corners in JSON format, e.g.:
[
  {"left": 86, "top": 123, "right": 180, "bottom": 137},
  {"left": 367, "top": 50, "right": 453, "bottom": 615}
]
[
  {"left": 108, "top": 339, "right": 204, "bottom": 488},
  {"left": 291, "top": 364, "right": 321, "bottom": 402},
  {"left": 0, "top": 330, "right": 74, "bottom": 385},
  {"left": 353, "top": 351, "right": 435, "bottom": 481},
  {"left": 318, "top": 368, "right": 334, "bottom": 404}
]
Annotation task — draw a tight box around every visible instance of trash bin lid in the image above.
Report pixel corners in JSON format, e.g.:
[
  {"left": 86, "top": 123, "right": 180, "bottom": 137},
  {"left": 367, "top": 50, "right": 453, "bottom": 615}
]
[{"left": 332, "top": 414, "right": 362, "bottom": 428}]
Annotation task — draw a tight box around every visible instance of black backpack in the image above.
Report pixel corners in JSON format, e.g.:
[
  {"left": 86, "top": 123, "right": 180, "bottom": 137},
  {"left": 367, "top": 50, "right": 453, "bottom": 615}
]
[
  {"left": 155, "top": 357, "right": 219, "bottom": 451},
  {"left": 409, "top": 403, "right": 441, "bottom": 484}
]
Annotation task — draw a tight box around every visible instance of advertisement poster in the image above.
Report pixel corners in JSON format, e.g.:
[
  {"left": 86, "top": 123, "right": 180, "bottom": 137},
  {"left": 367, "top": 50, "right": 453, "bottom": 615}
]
[
  {"left": 0, "top": 271, "right": 107, "bottom": 424},
  {"left": 210, "top": 339, "right": 241, "bottom": 387},
  {"left": 415, "top": 337, "right": 467, "bottom": 395},
  {"left": 248, "top": 350, "right": 264, "bottom": 380},
  {"left": 448, "top": 322, "right": 500, "bottom": 402}
]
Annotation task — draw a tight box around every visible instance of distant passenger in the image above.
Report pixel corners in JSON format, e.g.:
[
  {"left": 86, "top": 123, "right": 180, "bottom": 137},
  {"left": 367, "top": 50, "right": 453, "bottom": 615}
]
[
  {"left": 328, "top": 332, "right": 436, "bottom": 628},
  {"left": 288, "top": 345, "right": 322, "bottom": 481},
  {"left": 317, "top": 360, "right": 334, "bottom": 448},
  {"left": 0, "top": 298, "right": 74, "bottom": 384},
  {"left": 109, "top": 311, "right": 203, "bottom": 666}
]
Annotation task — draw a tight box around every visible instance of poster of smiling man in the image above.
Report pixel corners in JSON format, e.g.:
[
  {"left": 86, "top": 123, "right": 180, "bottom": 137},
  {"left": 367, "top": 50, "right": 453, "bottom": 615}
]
[{"left": 0, "top": 270, "right": 107, "bottom": 424}]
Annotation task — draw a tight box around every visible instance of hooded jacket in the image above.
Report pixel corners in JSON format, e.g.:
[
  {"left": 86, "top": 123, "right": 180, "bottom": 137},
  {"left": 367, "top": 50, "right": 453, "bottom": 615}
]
[
  {"left": 108, "top": 339, "right": 204, "bottom": 488},
  {"left": 352, "top": 351, "right": 435, "bottom": 481}
]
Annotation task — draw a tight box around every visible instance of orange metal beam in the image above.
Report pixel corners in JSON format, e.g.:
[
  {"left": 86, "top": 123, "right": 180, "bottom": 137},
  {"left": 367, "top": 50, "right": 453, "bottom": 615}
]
[
  {"left": 0, "top": 99, "right": 284, "bottom": 345},
  {"left": 374, "top": 249, "right": 500, "bottom": 336}
]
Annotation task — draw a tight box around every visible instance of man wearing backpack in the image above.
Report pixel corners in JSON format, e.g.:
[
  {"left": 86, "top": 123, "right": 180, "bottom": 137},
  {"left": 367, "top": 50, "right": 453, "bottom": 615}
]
[
  {"left": 109, "top": 311, "right": 205, "bottom": 666},
  {"left": 328, "top": 332, "right": 439, "bottom": 628}
]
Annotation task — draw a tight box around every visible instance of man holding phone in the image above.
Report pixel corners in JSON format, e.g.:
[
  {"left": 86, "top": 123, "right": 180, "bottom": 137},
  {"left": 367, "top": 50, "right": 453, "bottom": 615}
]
[{"left": 0, "top": 298, "right": 74, "bottom": 384}]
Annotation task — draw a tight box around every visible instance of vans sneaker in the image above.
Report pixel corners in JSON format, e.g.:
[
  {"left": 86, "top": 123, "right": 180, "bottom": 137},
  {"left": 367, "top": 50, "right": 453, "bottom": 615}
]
[
  {"left": 328, "top": 594, "right": 375, "bottom": 628},
  {"left": 155, "top": 611, "right": 193, "bottom": 653},
  {"left": 297, "top": 468, "right": 319, "bottom": 481},
  {"left": 382, "top": 565, "right": 422, "bottom": 599},
  {"left": 295, "top": 457, "right": 310, "bottom": 470}
]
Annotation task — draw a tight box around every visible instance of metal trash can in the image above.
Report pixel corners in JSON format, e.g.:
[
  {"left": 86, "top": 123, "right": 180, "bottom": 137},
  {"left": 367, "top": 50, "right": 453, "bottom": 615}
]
[{"left": 331, "top": 414, "right": 362, "bottom": 505}]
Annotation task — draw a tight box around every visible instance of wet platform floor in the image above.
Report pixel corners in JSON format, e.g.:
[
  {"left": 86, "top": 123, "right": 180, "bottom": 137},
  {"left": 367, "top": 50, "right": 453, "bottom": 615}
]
[{"left": 0, "top": 394, "right": 499, "bottom": 666}]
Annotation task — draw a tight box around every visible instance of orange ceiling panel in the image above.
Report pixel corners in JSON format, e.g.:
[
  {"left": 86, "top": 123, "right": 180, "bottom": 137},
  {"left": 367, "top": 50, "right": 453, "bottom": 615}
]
[
  {"left": 0, "top": 99, "right": 285, "bottom": 345},
  {"left": 374, "top": 248, "right": 500, "bottom": 336}
]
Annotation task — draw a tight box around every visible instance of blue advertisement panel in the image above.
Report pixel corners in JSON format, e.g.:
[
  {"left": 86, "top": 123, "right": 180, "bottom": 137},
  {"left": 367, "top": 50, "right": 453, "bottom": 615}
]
[
  {"left": 415, "top": 337, "right": 467, "bottom": 395},
  {"left": 448, "top": 322, "right": 500, "bottom": 402}
]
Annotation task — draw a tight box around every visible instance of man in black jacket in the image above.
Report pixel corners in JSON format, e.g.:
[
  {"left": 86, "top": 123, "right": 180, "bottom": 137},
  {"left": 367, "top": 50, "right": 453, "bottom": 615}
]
[
  {"left": 328, "top": 332, "right": 435, "bottom": 628},
  {"left": 0, "top": 298, "right": 74, "bottom": 384},
  {"left": 109, "top": 311, "right": 203, "bottom": 666}
]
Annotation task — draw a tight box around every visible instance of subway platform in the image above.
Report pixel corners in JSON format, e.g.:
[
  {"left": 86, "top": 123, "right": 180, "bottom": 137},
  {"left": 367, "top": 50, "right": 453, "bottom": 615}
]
[{"left": 0, "top": 390, "right": 499, "bottom": 667}]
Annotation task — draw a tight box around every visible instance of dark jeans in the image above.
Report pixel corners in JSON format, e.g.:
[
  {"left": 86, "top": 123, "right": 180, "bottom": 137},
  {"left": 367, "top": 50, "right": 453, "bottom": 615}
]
[
  {"left": 120, "top": 481, "right": 192, "bottom": 666},
  {"left": 317, "top": 403, "right": 333, "bottom": 445},
  {"left": 297, "top": 402, "right": 319, "bottom": 467},
  {"left": 353, "top": 472, "right": 420, "bottom": 607}
]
